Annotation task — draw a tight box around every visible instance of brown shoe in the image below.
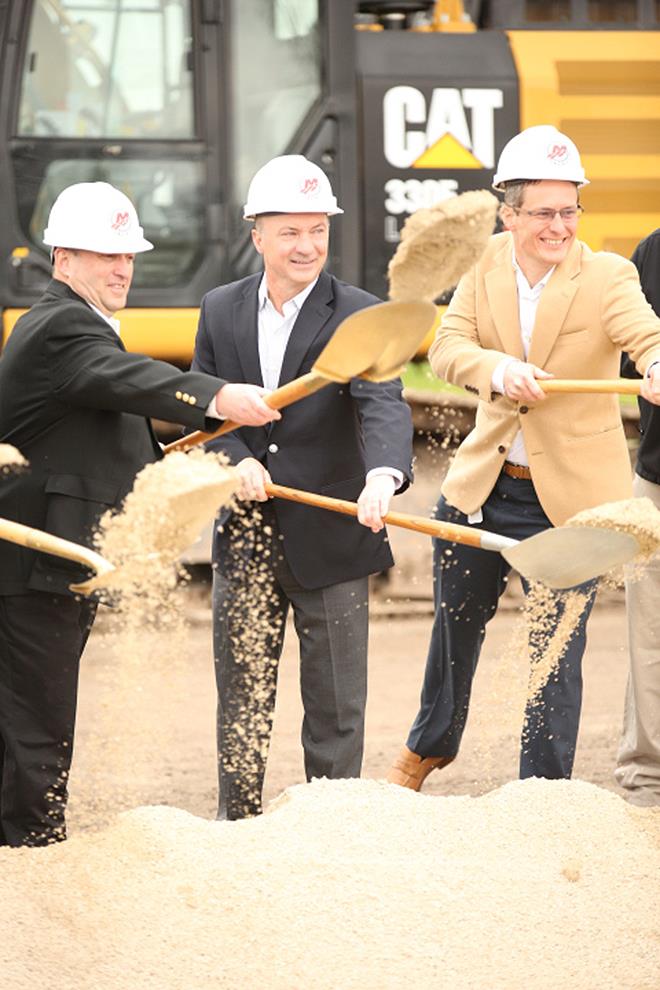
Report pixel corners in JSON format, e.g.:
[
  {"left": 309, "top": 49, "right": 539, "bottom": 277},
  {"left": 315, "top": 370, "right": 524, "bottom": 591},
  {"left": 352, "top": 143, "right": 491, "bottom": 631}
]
[{"left": 386, "top": 745, "right": 454, "bottom": 791}]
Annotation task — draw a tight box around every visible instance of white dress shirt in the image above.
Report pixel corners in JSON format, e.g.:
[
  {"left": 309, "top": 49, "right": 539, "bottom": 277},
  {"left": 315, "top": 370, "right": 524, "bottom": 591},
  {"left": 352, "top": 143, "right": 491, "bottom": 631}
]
[
  {"left": 467, "top": 252, "right": 555, "bottom": 523},
  {"left": 88, "top": 302, "right": 121, "bottom": 336},
  {"left": 257, "top": 275, "right": 403, "bottom": 489},
  {"left": 257, "top": 275, "right": 319, "bottom": 389},
  {"left": 491, "top": 253, "right": 556, "bottom": 466}
]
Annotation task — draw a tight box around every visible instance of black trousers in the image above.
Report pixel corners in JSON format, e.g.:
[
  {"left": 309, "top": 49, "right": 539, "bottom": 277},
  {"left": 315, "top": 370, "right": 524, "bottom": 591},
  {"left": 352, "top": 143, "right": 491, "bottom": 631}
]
[
  {"left": 0, "top": 592, "right": 96, "bottom": 846},
  {"left": 407, "top": 473, "right": 597, "bottom": 779}
]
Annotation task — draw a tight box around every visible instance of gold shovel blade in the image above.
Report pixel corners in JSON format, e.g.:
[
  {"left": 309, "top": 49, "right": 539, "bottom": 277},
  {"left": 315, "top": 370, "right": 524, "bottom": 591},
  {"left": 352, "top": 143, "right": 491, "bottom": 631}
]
[
  {"left": 358, "top": 301, "right": 438, "bottom": 382},
  {"left": 70, "top": 555, "right": 153, "bottom": 596},
  {"left": 312, "top": 300, "right": 437, "bottom": 383},
  {"left": 502, "top": 526, "right": 639, "bottom": 590},
  {"left": 70, "top": 475, "right": 239, "bottom": 596}
]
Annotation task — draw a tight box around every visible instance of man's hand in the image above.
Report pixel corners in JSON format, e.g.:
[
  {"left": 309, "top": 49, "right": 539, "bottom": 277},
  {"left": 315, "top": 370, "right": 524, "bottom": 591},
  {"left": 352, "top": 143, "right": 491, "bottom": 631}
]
[
  {"left": 357, "top": 475, "right": 396, "bottom": 533},
  {"left": 236, "top": 457, "right": 272, "bottom": 501},
  {"left": 214, "top": 383, "right": 281, "bottom": 426},
  {"left": 503, "top": 360, "right": 553, "bottom": 403},
  {"left": 641, "top": 363, "right": 660, "bottom": 405}
]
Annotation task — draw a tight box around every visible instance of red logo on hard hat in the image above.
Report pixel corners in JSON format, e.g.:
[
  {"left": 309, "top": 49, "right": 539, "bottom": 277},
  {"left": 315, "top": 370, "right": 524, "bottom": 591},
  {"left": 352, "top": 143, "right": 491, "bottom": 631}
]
[
  {"left": 111, "top": 211, "right": 130, "bottom": 231},
  {"left": 547, "top": 144, "right": 568, "bottom": 164},
  {"left": 300, "top": 178, "right": 319, "bottom": 196}
]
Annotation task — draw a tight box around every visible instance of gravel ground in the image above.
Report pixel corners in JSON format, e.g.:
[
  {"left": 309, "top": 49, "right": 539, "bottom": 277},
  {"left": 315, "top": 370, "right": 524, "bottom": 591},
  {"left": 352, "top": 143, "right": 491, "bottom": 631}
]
[
  {"left": 65, "top": 580, "right": 634, "bottom": 833},
  {"left": 66, "top": 438, "right": 640, "bottom": 829},
  {"left": 4, "top": 436, "right": 658, "bottom": 990}
]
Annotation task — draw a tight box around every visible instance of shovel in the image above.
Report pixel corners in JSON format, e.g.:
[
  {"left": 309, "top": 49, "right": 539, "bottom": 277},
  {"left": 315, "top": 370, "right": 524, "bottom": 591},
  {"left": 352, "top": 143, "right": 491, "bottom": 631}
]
[
  {"left": 164, "top": 300, "right": 436, "bottom": 454},
  {"left": 539, "top": 379, "right": 642, "bottom": 395},
  {"left": 69, "top": 465, "right": 240, "bottom": 596},
  {"left": 263, "top": 483, "right": 639, "bottom": 590},
  {"left": 0, "top": 465, "right": 240, "bottom": 598},
  {"left": 0, "top": 517, "right": 116, "bottom": 589}
]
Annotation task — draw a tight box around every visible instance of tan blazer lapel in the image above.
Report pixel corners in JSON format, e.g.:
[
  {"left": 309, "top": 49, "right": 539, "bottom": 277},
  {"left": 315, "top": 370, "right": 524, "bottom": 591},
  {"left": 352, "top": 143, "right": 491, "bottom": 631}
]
[
  {"left": 528, "top": 241, "right": 581, "bottom": 369},
  {"left": 484, "top": 238, "right": 524, "bottom": 359}
]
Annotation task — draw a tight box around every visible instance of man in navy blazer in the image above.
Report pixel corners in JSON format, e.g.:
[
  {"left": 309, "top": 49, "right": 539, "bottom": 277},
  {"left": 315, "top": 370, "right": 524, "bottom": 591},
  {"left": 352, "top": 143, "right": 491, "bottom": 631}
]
[
  {"left": 0, "top": 182, "right": 279, "bottom": 846},
  {"left": 192, "top": 155, "right": 413, "bottom": 819}
]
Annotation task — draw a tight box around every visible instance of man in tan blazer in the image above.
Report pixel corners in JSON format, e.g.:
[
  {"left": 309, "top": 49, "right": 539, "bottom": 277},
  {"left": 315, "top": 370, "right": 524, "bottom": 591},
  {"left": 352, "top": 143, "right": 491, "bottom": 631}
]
[{"left": 387, "top": 125, "right": 660, "bottom": 790}]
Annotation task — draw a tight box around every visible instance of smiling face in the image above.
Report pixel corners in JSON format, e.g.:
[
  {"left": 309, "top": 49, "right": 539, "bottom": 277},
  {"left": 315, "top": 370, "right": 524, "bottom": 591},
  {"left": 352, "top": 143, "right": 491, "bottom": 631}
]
[
  {"left": 54, "top": 248, "right": 135, "bottom": 316},
  {"left": 502, "top": 180, "right": 580, "bottom": 285},
  {"left": 251, "top": 213, "right": 329, "bottom": 304}
]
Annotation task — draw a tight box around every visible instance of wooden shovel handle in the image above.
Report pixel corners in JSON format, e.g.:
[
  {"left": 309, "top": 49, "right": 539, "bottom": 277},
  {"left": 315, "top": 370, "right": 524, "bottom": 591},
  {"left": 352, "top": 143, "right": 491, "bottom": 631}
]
[
  {"left": 539, "top": 379, "right": 642, "bottom": 395},
  {"left": 0, "top": 517, "right": 114, "bottom": 577},
  {"left": 264, "top": 483, "right": 484, "bottom": 549},
  {"left": 164, "top": 372, "right": 330, "bottom": 454}
]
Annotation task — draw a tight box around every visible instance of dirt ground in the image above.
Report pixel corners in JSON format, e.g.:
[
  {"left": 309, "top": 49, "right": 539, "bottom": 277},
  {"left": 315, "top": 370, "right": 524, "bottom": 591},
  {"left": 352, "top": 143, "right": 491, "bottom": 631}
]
[
  {"left": 67, "top": 594, "right": 631, "bottom": 833},
  {"left": 66, "top": 439, "right": 636, "bottom": 833}
]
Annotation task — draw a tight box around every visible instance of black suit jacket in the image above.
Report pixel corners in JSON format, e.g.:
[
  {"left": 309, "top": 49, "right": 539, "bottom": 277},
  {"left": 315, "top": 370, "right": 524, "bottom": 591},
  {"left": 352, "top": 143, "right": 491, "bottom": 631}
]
[
  {"left": 0, "top": 280, "right": 226, "bottom": 595},
  {"left": 621, "top": 228, "right": 660, "bottom": 483},
  {"left": 192, "top": 270, "right": 413, "bottom": 590}
]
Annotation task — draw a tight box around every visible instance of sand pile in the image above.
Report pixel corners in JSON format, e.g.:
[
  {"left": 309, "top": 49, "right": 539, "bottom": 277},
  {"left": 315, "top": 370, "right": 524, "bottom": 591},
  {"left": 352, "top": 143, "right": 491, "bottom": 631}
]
[
  {"left": 0, "top": 442, "right": 27, "bottom": 473},
  {"left": 1, "top": 777, "right": 657, "bottom": 990}
]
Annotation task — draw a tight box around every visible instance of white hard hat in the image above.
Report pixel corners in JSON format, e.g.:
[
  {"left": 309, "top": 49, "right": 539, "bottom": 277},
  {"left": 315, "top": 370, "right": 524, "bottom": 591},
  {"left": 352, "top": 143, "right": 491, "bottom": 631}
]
[
  {"left": 43, "top": 181, "right": 153, "bottom": 253},
  {"left": 492, "top": 125, "right": 588, "bottom": 191},
  {"left": 243, "top": 155, "right": 343, "bottom": 220}
]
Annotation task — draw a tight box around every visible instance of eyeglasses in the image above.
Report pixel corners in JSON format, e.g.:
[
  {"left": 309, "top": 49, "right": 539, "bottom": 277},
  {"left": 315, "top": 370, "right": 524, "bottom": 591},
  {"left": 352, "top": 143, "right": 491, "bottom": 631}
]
[{"left": 513, "top": 205, "right": 584, "bottom": 222}]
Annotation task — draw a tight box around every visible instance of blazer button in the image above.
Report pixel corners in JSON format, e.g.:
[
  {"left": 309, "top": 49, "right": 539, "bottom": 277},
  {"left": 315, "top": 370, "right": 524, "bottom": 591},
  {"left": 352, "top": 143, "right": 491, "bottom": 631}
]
[
  {"left": 189, "top": 396, "right": 197, "bottom": 405},
  {"left": 175, "top": 390, "right": 182, "bottom": 400},
  {"left": 497, "top": 444, "right": 506, "bottom": 454},
  {"left": 268, "top": 442, "right": 279, "bottom": 454},
  {"left": 519, "top": 405, "right": 529, "bottom": 414},
  {"left": 182, "top": 392, "right": 190, "bottom": 403}
]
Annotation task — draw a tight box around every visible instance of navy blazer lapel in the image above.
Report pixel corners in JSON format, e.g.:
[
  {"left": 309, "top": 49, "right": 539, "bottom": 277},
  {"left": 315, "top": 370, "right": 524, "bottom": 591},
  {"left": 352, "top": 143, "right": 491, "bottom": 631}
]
[
  {"left": 277, "top": 271, "right": 334, "bottom": 386},
  {"left": 232, "top": 277, "right": 263, "bottom": 386}
]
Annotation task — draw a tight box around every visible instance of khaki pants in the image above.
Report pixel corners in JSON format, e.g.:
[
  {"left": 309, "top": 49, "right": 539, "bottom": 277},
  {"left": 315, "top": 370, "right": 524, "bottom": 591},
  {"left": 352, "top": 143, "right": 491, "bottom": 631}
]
[{"left": 615, "top": 474, "right": 660, "bottom": 804}]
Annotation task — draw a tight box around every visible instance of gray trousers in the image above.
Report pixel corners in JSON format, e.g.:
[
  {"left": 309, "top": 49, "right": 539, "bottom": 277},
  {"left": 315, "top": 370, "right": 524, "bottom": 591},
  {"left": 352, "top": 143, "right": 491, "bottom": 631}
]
[
  {"left": 615, "top": 474, "right": 660, "bottom": 804},
  {"left": 212, "top": 507, "right": 368, "bottom": 820}
]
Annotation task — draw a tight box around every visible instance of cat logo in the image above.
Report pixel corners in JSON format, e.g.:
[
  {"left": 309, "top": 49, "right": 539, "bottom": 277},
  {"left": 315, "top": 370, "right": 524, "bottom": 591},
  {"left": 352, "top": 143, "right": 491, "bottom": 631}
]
[{"left": 383, "top": 85, "right": 503, "bottom": 170}]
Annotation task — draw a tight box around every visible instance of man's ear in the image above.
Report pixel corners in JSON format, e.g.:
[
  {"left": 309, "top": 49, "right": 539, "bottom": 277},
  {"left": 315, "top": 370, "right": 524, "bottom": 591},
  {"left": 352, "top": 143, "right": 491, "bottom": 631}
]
[
  {"left": 53, "top": 247, "right": 70, "bottom": 275},
  {"left": 499, "top": 204, "right": 515, "bottom": 232},
  {"left": 251, "top": 227, "right": 263, "bottom": 256}
]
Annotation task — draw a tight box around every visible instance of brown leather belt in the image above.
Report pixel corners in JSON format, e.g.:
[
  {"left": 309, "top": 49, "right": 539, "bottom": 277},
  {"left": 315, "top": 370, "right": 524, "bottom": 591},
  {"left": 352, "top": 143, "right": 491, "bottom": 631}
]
[{"left": 503, "top": 462, "right": 532, "bottom": 480}]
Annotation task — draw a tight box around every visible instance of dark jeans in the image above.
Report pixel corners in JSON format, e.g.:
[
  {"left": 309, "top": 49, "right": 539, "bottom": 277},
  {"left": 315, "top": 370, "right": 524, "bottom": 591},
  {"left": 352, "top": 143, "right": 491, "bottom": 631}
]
[
  {"left": 407, "top": 473, "right": 596, "bottom": 779},
  {"left": 0, "top": 592, "right": 96, "bottom": 846}
]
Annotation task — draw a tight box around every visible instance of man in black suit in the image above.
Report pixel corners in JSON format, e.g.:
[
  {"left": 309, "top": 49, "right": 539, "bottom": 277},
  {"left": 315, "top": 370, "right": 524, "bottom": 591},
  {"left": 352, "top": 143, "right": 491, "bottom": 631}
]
[
  {"left": 192, "top": 155, "right": 413, "bottom": 819},
  {"left": 0, "top": 181, "right": 280, "bottom": 847}
]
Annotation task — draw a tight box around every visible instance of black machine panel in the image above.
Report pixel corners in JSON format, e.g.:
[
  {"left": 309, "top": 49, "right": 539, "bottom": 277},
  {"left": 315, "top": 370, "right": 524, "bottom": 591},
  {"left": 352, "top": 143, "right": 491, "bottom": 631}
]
[{"left": 356, "top": 29, "right": 519, "bottom": 300}]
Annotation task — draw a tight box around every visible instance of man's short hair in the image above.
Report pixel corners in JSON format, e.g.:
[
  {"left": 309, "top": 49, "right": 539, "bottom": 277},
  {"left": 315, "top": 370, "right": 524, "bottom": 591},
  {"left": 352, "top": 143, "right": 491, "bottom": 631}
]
[
  {"left": 501, "top": 180, "right": 541, "bottom": 209},
  {"left": 501, "top": 179, "right": 579, "bottom": 209}
]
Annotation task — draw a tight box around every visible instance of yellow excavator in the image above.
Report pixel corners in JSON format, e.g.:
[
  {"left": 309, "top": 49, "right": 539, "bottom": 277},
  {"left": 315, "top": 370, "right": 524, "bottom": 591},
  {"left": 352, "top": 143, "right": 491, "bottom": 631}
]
[{"left": 1, "top": 0, "right": 658, "bottom": 360}]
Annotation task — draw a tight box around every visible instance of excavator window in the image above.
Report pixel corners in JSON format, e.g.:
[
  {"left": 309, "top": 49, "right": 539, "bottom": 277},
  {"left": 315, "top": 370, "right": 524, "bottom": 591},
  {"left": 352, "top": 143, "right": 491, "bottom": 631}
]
[
  {"left": 18, "top": 0, "right": 194, "bottom": 138},
  {"left": 13, "top": 0, "right": 205, "bottom": 290},
  {"left": 227, "top": 0, "right": 322, "bottom": 223}
]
